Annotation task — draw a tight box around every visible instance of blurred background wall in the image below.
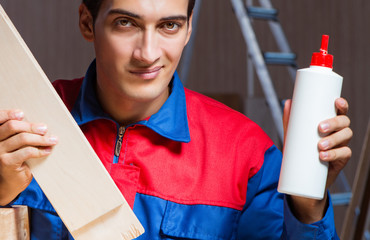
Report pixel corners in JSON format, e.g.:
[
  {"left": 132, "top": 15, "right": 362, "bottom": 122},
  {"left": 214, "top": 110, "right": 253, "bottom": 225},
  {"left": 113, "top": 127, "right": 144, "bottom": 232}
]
[{"left": 1, "top": 0, "right": 369, "bottom": 236}]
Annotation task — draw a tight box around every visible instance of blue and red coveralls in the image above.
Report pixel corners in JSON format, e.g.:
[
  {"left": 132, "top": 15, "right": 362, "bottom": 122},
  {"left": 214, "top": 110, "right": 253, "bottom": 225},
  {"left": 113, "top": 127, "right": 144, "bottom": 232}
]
[{"left": 8, "top": 61, "right": 338, "bottom": 239}]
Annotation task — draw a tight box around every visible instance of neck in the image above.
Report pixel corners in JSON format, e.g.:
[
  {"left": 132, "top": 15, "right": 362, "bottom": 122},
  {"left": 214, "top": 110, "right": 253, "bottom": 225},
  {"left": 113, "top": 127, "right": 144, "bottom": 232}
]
[{"left": 97, "top": 85, "right": 170, "bottom": 126}]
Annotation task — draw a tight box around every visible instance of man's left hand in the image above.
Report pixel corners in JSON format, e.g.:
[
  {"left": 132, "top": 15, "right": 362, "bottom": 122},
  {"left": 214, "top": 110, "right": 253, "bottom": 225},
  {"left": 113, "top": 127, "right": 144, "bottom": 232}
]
[{"left": 283, "top": 97, "right": 353, "bottom": 224}]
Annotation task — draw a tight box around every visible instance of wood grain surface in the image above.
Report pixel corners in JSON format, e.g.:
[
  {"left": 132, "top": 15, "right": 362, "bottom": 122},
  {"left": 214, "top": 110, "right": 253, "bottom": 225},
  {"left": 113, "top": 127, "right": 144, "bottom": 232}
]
[{"left": 0, "top": 5, "right": 144, "bottom": 240}]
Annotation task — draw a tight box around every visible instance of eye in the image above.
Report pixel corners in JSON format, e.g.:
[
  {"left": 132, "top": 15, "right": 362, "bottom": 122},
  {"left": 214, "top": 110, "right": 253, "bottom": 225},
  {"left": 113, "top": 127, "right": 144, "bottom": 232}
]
[
  {"left": 115, "top": 18, "right": 134, "bottom": 27},
  {"left": 162, "top": 22, "right": 181, "bottom": 32},
  {"left": 164, "top": 22, "right": 178, "bottom": 29}
]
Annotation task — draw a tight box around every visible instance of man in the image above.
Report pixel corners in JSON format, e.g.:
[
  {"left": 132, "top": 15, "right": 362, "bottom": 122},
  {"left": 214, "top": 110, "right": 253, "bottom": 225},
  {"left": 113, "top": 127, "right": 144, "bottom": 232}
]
[{"left": 0, "top": 0, "right": 352, "bottom": 239}]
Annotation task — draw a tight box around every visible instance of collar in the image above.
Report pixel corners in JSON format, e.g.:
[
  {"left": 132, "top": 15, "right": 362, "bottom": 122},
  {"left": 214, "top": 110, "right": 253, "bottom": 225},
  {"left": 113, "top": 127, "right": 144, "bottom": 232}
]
[{"left": 71, "top": 60, "right": 190, "bottom": 143}]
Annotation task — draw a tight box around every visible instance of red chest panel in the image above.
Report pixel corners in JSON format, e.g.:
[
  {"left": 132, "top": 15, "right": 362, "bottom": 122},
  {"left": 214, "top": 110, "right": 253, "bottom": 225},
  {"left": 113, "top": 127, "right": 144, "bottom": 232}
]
[{"left": 53, "top": 79, "right": 273, "bottom": 211}]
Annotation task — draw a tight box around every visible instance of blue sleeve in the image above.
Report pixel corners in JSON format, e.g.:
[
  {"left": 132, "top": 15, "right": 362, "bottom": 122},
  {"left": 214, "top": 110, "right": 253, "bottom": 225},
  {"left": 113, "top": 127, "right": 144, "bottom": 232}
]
[
  {"left": 282, "top": 193, "right": 339, "bottom": 239},
  {"left": 237, "top": 145, "right": 339, "bottom": 239},
  {"left": 11, "top": 178, "right": 55, "bottom": 212}
]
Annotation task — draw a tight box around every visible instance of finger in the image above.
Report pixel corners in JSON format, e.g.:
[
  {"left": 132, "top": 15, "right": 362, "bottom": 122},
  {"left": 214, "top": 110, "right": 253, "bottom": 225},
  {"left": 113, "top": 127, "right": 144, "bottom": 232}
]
[
  {"left": 319, "top": 146, "right": 352, "bottom": 162},
  {"left": 283, "top": 99, "right": 292, "bottom": 142},
  {"left": 0, "top": 133, "right": 58, "bottom": 154},
  {"left": 335, "top": 98, "right": 349, "bottom": 115},
  {"left": 0, "top": 110, "right": 24, "bottom": 124},
  {"left": 318, "top": 127, "right": 353, "bottom": 151},
  {"left": 1, "top": 146, "right": 53, "bottom": 167},
  {"left": 0, "top": 120, "right": 48, "bottom": 141},
  {"left": 319, "top": 115, "right": 351, "bottom": 135}
]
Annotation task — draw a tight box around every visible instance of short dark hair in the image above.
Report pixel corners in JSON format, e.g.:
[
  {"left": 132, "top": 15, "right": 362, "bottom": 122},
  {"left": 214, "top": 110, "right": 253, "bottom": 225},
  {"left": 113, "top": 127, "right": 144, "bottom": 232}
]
[
  {"left": 82, "top": 0, "right": 196, "bottom": 23},
  {"left": 188, "top": 0, "right": 196, "bottom": 18}
]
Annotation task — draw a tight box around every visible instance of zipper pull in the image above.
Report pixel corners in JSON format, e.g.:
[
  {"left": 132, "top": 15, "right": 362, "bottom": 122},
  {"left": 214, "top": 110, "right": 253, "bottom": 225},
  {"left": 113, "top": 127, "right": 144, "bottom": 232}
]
[{"left": 114, "top": 126, "right": 126, "bottom": 157}]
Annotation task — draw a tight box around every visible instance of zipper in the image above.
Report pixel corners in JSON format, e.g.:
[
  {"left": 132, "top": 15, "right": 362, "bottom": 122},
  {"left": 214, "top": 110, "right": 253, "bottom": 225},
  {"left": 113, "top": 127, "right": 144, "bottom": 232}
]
[{"left": 113, "top": 126, "right": 126, "bottom": 164}]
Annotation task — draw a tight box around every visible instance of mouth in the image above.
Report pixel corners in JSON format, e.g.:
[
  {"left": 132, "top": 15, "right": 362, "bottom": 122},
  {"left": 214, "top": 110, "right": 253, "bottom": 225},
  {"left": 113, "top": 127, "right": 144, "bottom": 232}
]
[{"left": 129, "top": 66, "right": 163, "bottom": 80}]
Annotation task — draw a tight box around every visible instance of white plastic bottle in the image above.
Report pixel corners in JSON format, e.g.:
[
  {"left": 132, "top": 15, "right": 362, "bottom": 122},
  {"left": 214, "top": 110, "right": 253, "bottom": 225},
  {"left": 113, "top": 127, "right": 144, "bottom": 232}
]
[{"left": 277, "top": 35, "right": 343, "bottom": 199}]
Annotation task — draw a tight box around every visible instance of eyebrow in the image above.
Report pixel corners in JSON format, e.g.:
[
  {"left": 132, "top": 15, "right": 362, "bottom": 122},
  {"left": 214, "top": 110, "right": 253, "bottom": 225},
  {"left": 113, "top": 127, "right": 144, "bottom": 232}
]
[
  {"left": 108, "top": 9, "right": 141, "bottom": 19},
  {"left": 160, "top": 16, "right": 187, "bottom": 22},
  {"left": 108, "top": 9, "right": 187, "bottom": 22}
]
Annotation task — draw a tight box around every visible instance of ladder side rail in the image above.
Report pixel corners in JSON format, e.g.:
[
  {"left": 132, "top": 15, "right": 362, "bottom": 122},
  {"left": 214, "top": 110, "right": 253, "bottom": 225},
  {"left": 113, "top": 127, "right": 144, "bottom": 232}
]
[
  {"left": 266, "top": 21, "right": 297, "bottom": 81},
  {"left": 258, "top": 0, "right": 292, "bottom": 53},
  {"left": 246, "top": 0, "right": 255, "bottom": 99},
  {"left": 258, "top": 0, "right": 297, "bottom": 81},
  {"left": 231, "top": 0, "right": 284, "bottom": 142},
  {"left": 247, "top": 53, "right": 255, "bottom": 98},
  {"left": 246, "top": 0, "right": 253, "bottom": 6}
]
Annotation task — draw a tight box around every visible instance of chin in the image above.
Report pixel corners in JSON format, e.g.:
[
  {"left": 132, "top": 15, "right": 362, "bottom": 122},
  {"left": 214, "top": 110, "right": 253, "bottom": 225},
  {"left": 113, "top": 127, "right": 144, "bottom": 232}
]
[{"left": 125, "top": 89, "right": 165, "bottom": 103}]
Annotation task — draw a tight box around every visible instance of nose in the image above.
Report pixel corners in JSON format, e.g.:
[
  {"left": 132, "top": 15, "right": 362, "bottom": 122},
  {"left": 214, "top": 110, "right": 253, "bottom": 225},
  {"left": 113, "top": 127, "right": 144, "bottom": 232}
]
[{"left": 132, "top": 30, "right": 161, "bottom": 65}]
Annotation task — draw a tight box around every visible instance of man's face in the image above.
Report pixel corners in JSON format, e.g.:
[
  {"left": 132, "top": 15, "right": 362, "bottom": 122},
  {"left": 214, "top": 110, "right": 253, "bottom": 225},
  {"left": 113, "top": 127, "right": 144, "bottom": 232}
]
[{"left": 86, "top": 0, "right": 192, "bottom": 104}]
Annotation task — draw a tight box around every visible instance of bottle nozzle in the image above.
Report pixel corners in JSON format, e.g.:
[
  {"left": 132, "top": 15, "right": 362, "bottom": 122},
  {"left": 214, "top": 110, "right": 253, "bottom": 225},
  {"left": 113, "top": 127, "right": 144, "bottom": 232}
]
[
  {"left": 320, "top": 35, "right": 329, "bottom": 54},
  {"left": 310, "top": 35, "right": 334, "bottom": 68}
]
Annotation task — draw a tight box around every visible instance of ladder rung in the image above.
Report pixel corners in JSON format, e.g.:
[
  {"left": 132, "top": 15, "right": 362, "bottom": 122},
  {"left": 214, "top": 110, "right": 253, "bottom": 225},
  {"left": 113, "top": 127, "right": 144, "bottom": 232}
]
[
  {"left": 331, "top": 192, "right": 352, "bottom": 206},
  {"left": 263, "top": 52, "right": 297, "bottom": 66},
  {"left": 247, "top": 7, "right": 278, "bottom": 21}
]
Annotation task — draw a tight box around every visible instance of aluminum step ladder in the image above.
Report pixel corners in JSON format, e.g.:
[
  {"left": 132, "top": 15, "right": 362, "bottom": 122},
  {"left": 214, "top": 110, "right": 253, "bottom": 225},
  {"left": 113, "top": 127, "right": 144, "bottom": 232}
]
[
  {"left": 230, "top": 0, "right": 297, "bottom": 142},
  {"left": 230, "top": 0, "right": 352, "bottom": 207},
  {"left": 179, "top": 0, "right": 352, "bottom": 208}
]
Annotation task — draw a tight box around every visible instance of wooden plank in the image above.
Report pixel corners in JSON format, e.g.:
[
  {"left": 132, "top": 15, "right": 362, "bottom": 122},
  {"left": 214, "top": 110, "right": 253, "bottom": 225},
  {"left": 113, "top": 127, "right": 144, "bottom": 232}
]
[
  {"left": 0, "top": 5, "right": 144, "bottom": 240},
  {"left": 0, "top": 206, "right": 30, "bottom": 240},
  {"left": 341, "top": 119, "right": 370, "bottom": 240}
]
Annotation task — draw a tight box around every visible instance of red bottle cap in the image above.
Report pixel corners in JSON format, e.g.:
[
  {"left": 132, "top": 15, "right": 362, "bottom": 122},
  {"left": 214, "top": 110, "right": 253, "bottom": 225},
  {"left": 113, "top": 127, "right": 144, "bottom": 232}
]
[{"left": 310, "top": 35, "right": 333, "bottom": 68}]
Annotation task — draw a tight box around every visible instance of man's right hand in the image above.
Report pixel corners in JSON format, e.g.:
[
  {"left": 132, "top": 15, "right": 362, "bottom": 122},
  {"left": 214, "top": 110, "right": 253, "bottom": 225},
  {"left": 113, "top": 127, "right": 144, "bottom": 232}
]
[{"left": 0, "top": 110, "right": 58, "bottom": 206}]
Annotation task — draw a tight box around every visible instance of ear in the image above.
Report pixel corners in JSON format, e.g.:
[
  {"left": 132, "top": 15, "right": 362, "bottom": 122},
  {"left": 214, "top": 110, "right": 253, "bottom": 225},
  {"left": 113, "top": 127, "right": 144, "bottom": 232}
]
[
  {"left": 184, "top": 13, "right": 193, "bottom": 46},
  {"left": 79, "top": 3, "right": 94, "bottom": 42}
]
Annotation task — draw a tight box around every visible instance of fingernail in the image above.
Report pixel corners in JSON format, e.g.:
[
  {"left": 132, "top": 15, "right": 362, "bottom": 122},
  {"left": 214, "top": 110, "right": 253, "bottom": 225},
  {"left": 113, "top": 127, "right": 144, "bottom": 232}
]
[
  {"left": 36, "top": 125, "right": 48, "bottom": 134},
  {"left": 13, "top": 111, "right": 24, "bottom": 120},
  {"left": 43, "top": 147, "right": 52, "bottom": 154},
  {"left": 320, "top": 140, "right": 330, "bottom": 150},
  {"left": 320, "top": 151, "right": 329, "bottom": 160},
  {"left": 338, "top": 98, "right": 346, "bottom": 107},
  {"left": 320, "top": 122, "right": 330, "bottom": 132},
  {"left": 49, "top": 136, "right": 58, "bottom": 144}
]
